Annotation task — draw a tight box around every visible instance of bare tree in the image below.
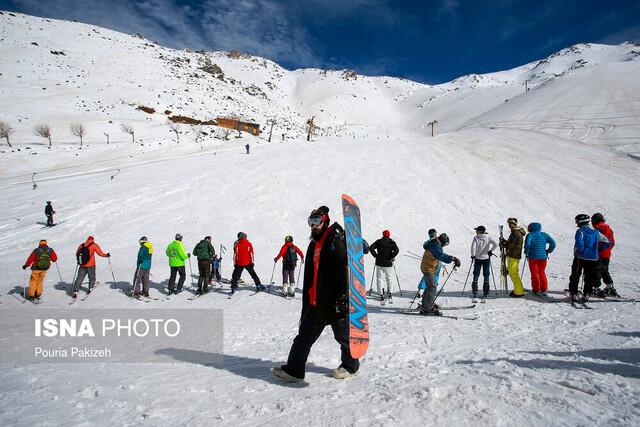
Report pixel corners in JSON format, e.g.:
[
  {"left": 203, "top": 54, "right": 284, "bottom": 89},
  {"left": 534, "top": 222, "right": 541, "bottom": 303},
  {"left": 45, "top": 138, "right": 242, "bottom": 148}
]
[
  {"left": 120, "top": 123, "right": 135, "bottom": 143},
  {"left": 34, "top": 124, "right": 52, "bottom": 146},
  {"left": 103, "top": 131, "right": 110, "bottom": 144},
  {"left": 221, "top": 127, "right": 232, "bottom": 141},
  {"left": 192, "top": 125, "right": 205, "bottom": 148},
  {"left": 167, "top": 121, "right": 181, "bottom": 143},
  {"left": 0, "top": 121, "right": 15, "bottom": 147},
  {"left": 71, "top": 123, "right": 86, "bottom": 146}
]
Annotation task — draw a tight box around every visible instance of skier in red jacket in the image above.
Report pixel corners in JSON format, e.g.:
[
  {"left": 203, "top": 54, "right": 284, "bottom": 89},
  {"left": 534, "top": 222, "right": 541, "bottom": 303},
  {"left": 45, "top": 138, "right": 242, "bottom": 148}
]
[
  {"left": 274, "top": 236, "right": 305, "bottom": 297},
  {"left": 591, "top": 213, "right": 617, "bottom": 296},
  {"left": 230, "top": 232, "right": 264, "bottom": 295}
]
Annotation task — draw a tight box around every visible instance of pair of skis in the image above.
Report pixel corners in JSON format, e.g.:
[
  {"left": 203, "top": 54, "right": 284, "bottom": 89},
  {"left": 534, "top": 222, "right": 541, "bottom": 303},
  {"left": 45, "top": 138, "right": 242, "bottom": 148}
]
[
  {"left": 69, "top": 282, "right": 100, "bottom": 304},
  {"left": 397, "top": 304, "right": 479, "bottom": 320}
]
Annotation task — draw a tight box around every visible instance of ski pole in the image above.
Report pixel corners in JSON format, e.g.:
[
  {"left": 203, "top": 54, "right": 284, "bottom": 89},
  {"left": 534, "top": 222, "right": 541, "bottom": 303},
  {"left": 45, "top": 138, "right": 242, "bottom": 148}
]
[
  {"left": 55, "top": 261, "right": 63, "bottom": 283},
  {"left": 70, "top": 264, "right": 79, "bottom": 296},
  {"left": 521, "top": 256, "right": 528, "bottom": 277},
  {"left": 402, "top": 253, "right": 421, "bottom": 261},
  {"left": 367, "top": 264, "right": 376, "bottom": 296},
  {"left": 409, "top": 277, "right": 424, "bottom": 308},
  {"left": 108, "top": 257, "right": 117, "bottom": 287},
  {"left": 267, "top": 261, "right": 276, "bottom": 293},
  {"left": 427, "top": 266, "right": 458, "bottom": 312},
  {"left": 489, "top": 257, "right": 498, "bottom": 295},
  {"left": 461, "top": 261, "right": 473, "bottom": 294},
  {"left": 393, "top": 264, "right": 403, "bottom": 296},
  {"left": 188, "top": 257, "right": 195, "bottom": 287},
  {"left": 296, "top": 261, "right": 303, "bottom": 290}
]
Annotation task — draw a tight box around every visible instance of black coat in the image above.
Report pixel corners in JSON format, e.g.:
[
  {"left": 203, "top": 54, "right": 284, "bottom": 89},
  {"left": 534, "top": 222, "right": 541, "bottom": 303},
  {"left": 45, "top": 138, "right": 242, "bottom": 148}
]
[
  {"left": 369, "top": 236, "right": 399, "bottom": 267},
  {"left": 302, "top": 222, "right": 349, "bottom": 327}
]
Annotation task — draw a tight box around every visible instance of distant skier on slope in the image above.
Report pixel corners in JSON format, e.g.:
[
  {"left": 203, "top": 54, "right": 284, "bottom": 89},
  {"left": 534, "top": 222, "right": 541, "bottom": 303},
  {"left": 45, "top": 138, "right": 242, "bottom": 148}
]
[
  {"left": 230, "top": 232, "right": 264, "bottom": 295},
  {"left": 274, "top": 236, "right": 304, "bottom": 297},
  {"left": 470, "top": 225, "right": 498, "bottom": 299},
  {"left": 591, "top": 213, "right": 618, "bottom": 297},
  {"left": 501, "top": 218, "right": 526, "bottom": 297},
  {"left": 523, "top": 222, "right": 556, "bottom": 297},
  {"left": 44, "top": 201, "right": 55, "bottom": 226},
  {"left": 23, "top": 239, "right": 58, "bottom": 301},
  {"left": 569, "top": 214, "right": 610, "bottom": 302},
  {"left": 420, "top": 229, "right": 460, "bottom": 315},
  {"left": 369, "top": 230, "right": 399, "bottom": 304},
  {"left": 272, "top": 205, "right": 359, "bottom": 382}
]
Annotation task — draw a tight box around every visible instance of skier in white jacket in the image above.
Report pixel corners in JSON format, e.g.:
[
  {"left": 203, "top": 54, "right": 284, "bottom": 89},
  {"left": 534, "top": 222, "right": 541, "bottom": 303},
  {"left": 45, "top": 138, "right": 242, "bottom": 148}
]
[{"left": 470, "top": 226, "right": 498, "bottom": 298}]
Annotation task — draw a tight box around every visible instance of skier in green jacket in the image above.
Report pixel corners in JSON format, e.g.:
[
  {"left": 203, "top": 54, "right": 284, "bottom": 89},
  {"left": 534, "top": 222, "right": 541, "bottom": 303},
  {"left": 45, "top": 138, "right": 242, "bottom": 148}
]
[
  {"left": 166, "top": 233, "right": 190, "bottom": 295},
  {"left": 193, "top": 236, "right": 216, "bottom": 294}
]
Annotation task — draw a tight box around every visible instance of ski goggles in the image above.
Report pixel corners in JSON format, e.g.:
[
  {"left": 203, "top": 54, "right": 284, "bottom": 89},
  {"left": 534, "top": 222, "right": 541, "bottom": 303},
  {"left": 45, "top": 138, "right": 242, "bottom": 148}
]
[{"left": 308, "top": 215, "right": 325, "bottom": 227}]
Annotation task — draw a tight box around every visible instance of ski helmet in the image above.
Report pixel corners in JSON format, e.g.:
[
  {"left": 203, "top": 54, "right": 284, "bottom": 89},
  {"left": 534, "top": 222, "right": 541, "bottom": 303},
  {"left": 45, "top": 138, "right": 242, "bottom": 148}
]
[
  {"left": 39, "top": 239, "right": 47, "bottom": 246},
  {"left": 237, "top": 232, "right": 247, "bottom": 239},
  {"left": 139, "top": 236, "right": 148, "bottom": 244},
  {"left": 591, "top": 213, "right": 605, "bottom": 224},
  {"left": 507, "top": 218, "right": 518, "bottom": 225},
  {"left": 575, "top": 214, "right": 590, "bottom": 227},
  {"left": 175, "top": 233, "right": 183, "bottom": 240},
  {"left": 438, "top": 233, "right": 450, "bottom": 247},
  {"left": 382, "top": 230, "right": 390, "bottom": 237},
  {"left": 285, "top": 235, "right": 293, "bottom": 243},
  {"left": 309, "top": 206, "right": 330, "bottom": 226}
]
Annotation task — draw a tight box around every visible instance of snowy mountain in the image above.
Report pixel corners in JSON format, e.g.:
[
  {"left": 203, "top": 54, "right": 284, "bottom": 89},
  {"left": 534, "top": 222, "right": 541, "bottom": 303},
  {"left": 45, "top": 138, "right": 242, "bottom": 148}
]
[{"left": 1, "top": 11, "right": 639, "bottom": 427}]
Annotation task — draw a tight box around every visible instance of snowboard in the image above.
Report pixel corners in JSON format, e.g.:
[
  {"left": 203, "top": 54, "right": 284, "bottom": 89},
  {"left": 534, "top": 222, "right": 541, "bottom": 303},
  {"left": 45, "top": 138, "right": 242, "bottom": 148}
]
[{"left": 342, "top": 194, "right": 369, "bottom": 359}]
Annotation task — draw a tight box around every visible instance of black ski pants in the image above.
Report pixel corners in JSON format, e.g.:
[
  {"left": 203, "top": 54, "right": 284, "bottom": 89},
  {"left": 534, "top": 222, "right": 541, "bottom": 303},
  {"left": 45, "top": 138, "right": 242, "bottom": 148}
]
[
  {"left": 569, "top": 257, "right": 598, "bottom": 295},
  {"left": 230, "top": 263, "right": 261, "bottom": 290},
  {"left": 168, "top": 266, "right": 186, "bottom": 292},
  {"left": 595, "top": 257, "right": 613, "bottom": 287},
  {"left": 283, "top": 304, "right": 359, "bottom": 379},
  {"left": 197, "top": 260, "right": 211, "bottom": 292}
]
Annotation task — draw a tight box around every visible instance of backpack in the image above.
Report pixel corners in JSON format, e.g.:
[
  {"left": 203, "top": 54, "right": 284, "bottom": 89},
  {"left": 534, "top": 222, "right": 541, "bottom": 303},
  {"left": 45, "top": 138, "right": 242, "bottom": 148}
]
[
  {"left": 36, "top": 248, "right": 51, "bottom": 270},
  {"left": 285, "top": 245, "right": 298, "bottom": 265},
  {"left": 77, "top": 242, "right": 93, "bottom": 265}
]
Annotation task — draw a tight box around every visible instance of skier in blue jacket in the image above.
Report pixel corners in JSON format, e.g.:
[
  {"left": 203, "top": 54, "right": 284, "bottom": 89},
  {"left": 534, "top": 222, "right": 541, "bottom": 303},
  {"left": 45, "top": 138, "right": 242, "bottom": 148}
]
[{"left": 569, "top": 214, "right": 610, "bottom": 302}]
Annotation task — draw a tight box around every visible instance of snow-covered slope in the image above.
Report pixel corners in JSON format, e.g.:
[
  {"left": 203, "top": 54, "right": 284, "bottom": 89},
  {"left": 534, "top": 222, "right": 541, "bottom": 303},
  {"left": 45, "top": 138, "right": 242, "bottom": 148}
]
[{"left": 0, "top": 10, "right": 639, "bottom": 427}]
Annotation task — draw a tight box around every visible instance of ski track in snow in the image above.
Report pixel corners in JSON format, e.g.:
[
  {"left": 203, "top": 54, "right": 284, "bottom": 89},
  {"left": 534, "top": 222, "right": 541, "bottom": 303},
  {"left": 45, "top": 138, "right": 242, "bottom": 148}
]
[{"left": 1, "top": 127, "right": 639, "bottom": 426}]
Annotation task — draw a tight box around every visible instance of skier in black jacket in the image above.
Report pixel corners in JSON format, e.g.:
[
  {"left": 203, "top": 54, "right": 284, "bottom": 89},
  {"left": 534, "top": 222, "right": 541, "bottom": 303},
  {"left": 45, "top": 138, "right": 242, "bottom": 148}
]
[
  {"left": 369, "top": 230, "right": 399, "bottom": 304},
  {"left": 44, "top": 201, "right": 55, "bottom": 226},
  {"left": 273, "top": 205, "right": 359, "bottom": 382}
]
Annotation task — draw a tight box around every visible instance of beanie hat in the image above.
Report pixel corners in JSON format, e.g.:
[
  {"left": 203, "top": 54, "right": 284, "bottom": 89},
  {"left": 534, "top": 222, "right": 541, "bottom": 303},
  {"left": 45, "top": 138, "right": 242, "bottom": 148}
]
[
  {"left": 428, "top": 229, "right": 437, "bottom": 237},
  {"left": 591, "top": 213, "right": 605, "bottom": 224},
  {"left": 382, "top": 230, "right": 390, "bottom": 237}
]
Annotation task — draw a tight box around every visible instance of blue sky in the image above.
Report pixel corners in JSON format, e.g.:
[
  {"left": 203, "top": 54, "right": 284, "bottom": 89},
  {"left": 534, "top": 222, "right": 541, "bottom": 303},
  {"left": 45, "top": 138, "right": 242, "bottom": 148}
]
[{"left": 2, "top": 0, "right": 639, "bottom": 84}]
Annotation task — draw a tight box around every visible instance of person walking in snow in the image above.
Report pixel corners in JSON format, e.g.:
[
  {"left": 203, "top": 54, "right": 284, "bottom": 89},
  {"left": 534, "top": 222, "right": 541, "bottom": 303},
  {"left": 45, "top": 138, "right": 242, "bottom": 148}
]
[
  {"left": 44, "top": 201, "right": 55, "bottom": 227},
  {"left": 230, "top": 232, "right": 264, "bottom": 295},
  {"left": 591, "top": 213, "right": 618, "bottom": 297},
  {"left": 501, "top": 218, "right": 526, "bottom": 297},
  {"left": 523, "top": 223, "right": 556, "bottom": 297},
  {"left": 166, "top": 233, "right": 190, "bottom": 295},
  {"left": 470, "top": 226, "right": 498, "bottom": 299},
  {"left": 274, "top": 236, "right": 304, "bottom": 297},
  {"left": 72, "top": 236, "right": 110, "bottom": 297},
  {"left": 272, "top": 206, "right": 359, "bottom": 382},
  {"left": 133, "top": 236, "right": 153, "bottom": 297},
  {"left": 569, "top": 214, "right": 610, "bottom": 302},
  {"left": 369, "top": 230, "right": 400, "bottom": 304},
  {"left": 193, "top": 236, "right": 216, "bottom": 294},
  {"left": 420, "top": 230, "right": 460, "bottom": 314},
  {"left": 23, "top": 239, "right": 58, "bottom": 301}
]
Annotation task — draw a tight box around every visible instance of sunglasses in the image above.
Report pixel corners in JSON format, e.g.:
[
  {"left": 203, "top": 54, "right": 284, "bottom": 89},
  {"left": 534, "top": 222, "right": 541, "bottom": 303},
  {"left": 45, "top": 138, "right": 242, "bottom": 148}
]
[{"left": 308, "top": 215, "right": 324, "bottom": 227}]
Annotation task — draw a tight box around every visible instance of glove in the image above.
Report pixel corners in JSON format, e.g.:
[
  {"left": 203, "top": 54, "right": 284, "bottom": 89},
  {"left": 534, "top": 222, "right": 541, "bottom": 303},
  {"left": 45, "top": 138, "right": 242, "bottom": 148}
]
[
  {"left": 453, "top": 257, "right": 461, "bottom": 268},
  {"left": 274, "top": 257, "right": 278, "bottom": 262},
  {"left": 187, "top": 253, "right": 191, "bottom": 258},
  {"left": 106, "top": 253, "right": 111, "bottom": 257},
  {"left": 471, "top": 255, "right": 475, "bottom": 260},
  {"left": 488, "top": 250, "right": 493, "bottom": 257},
  {"left": 22, "top": 265, "right": 28, "bottom": 270}
]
